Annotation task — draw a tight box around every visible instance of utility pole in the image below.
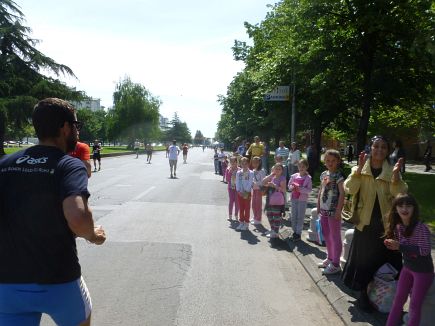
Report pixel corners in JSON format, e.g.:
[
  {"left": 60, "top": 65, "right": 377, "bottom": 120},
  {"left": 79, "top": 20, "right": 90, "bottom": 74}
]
[{"left": 291, "top": 72, "right": 296, "bottom": 142}]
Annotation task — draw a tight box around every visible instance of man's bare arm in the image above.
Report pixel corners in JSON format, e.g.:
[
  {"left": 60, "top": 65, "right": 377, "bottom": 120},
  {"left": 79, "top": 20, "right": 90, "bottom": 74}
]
[{"left": 63, "top": 195, "right": 105, "bottom": 244}]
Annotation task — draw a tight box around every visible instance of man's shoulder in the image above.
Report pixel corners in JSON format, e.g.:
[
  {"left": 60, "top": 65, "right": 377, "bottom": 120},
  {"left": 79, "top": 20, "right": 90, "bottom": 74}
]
[
  {"left": 77, "top": 142, "right": 90, "bottom": 152},
  {"left": 58, "top": 154, "right": 86, "bottom": 171}
]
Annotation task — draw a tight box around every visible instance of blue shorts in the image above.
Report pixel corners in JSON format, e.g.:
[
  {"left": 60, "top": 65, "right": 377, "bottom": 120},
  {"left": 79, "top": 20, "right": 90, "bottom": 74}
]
[{"left": 0, "top": 277, "right": 92, "bottom": 326}]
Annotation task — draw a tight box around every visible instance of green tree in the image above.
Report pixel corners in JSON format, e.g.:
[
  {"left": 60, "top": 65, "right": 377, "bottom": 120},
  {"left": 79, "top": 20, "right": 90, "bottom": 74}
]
[
  {"left": 165, "top": 113, "right": 192, "bottom": 144},
  {"left": 110, "top": 76, "right": 161, "bottom": 146},
  {"left": 0, "top": 0, "right": 80, "bottom": 155},
  {"left": 193, "top": 130, "right": 205, "bottom": 145},
  {"left": 76, "top": 109, "right": 107, "bottom": 142},
  {"left": 218, "top": 0, "right": 434, "bottom": 162}
]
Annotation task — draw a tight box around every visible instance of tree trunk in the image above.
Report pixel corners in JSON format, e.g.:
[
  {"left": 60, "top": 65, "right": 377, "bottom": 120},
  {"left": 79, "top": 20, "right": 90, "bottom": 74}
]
[
  {"left": 313, "top": 123, "right": 323, "bottom": 168},
  {"left": 356, "top": 33, "right": 376, "bottom": 154}
]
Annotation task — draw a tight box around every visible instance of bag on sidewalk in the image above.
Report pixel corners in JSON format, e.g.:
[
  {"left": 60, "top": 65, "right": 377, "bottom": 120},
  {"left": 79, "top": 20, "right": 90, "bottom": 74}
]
[
  {"left": 278, "top": 225, "right": 292, "bottom": 240},
  {"left": 367, "top": 263, "right": 398, "bottom": 313},
  {"left": 315, "top": 219, "right": 325, "bottom": 246}
]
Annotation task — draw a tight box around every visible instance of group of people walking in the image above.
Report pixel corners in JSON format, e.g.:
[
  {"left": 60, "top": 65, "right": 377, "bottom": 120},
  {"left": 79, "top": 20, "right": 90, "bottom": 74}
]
[{"left": 220, "top": 135, "right": 433, "bottom": 325}]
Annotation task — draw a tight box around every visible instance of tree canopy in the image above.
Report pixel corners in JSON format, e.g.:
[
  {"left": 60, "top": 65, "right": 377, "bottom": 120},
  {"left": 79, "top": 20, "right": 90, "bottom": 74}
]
[
  {"left": 217, "top": 0, "right": 435, "bottom": 157},
  {"left": 193, "top": 130, "right": 205, "bottom": 145},
  {"left": 0, "top": 0, "right": 82, "bottom": 155},
  {"left": 108, "top": 76, "right": 161, "bottom": 146},
  {"left": 165, "top": 113, "right": 192, "bottom": 144}
]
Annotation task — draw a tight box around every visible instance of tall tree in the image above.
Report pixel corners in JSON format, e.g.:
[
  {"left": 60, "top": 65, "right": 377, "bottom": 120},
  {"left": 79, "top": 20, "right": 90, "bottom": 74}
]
[
  {"left": 110, "top": 76, "right": 160, "bottom": 146},
  {"left": 165, "top": 113, "right": 192, "bottom": 144},
  {"left": 193, "top": 130, "right": 205, "bottom": 145},
  {"left": 0, "top": 0, "right": 79, "bottom": 155},
  {"left": 218, "top": 0, "right": 434, "bottom": 160}
]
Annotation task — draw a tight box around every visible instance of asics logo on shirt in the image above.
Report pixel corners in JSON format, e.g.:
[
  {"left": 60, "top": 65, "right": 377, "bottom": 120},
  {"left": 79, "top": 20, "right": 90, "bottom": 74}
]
[{"left": 16, "top": 155, "right": 48, "bottom": 165}]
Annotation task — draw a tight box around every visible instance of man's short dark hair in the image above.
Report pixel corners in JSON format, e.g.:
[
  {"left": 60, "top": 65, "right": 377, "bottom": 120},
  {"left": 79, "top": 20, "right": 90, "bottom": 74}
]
[{"left": 32, "top": 98, "right": 76, "bottom": 140}]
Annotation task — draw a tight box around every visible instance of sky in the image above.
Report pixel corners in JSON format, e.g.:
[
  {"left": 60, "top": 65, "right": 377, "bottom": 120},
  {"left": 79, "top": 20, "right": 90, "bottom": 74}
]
[{"left": 17, "top": 0, "right": 273, "bottom": 138}]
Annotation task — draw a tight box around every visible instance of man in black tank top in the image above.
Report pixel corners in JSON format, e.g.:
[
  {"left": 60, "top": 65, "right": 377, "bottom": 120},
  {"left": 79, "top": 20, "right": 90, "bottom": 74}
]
[{"left": 0, "top": 98, "right": 106, "bottom": 326}]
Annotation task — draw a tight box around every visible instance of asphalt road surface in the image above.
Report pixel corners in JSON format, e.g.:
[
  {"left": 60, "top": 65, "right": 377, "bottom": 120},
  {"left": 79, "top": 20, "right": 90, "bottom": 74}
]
[{"left": 42, "top": 148, "right": 343, "bottom": 326}]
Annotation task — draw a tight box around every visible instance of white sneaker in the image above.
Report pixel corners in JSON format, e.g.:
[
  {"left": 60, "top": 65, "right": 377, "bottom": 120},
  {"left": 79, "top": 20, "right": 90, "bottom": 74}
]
[
  {"left": 322, "top": 263, "right": 341, "bottom": 275},
  {"left": 253, "top": 220, "right": 261, "bottom": 225},
  {"left": 266, "top": 230, "right": 278, "bottom": 238},
  {"left": 228, "top": 216, "right": 233, "bottom": 221},
  {"left": 317, "top": 259, "right": 331, "bottom": 268},
  {"left": 236, "top": 223, "right": 244, "bottom": 231}
]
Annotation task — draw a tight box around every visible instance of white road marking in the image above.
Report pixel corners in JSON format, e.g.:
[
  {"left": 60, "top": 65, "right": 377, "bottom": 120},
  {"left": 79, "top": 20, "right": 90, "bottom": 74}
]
[{"left": 131, "top": 186, "right": 156, "bottom": 201}]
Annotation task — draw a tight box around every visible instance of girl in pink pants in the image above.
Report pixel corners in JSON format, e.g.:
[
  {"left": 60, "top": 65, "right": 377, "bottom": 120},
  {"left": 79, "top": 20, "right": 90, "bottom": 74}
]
[
  {"left": 317, "top": 150, "right": 345, "bottom": 275},
  {"left": 384, "top": 194, "right": 434, "bottom": 326},
  {"left": 225, "top": 157, "right": 240, "bottom": 221},
  {"left": 251, "top": 156, "right": 266, "bottom": 225}
]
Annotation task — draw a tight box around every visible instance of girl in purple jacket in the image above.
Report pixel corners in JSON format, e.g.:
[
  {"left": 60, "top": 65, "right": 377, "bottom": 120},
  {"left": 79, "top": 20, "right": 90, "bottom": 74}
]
[{"left": 384, "top": 193, "right": 434, "bottom": 326}]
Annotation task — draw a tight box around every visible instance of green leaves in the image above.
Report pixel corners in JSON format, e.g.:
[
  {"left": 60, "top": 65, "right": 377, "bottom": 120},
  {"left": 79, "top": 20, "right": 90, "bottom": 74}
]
[
  {"left": 109, "top": 76, "right": 161, "bottom": 144},
  {"left": 218, "top": 0, "right": 434, "bottom": 152}
]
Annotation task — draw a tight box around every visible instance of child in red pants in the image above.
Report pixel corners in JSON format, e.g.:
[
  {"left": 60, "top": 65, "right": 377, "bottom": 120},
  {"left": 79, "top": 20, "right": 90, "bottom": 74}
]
[{"left": 235, "top": 157, "right": 254, "bottom": 231}]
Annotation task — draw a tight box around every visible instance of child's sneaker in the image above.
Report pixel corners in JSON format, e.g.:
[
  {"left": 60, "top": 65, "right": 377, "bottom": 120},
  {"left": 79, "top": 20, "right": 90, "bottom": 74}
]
[
  {"left": 317, "top": 259, "right": 331, "bottom": 268},
  {"left": 322, "top": 263, "right": 341, "bottom": 275},
  {"left": 227, "top": 216, "right": 233, "bottom": 221}
]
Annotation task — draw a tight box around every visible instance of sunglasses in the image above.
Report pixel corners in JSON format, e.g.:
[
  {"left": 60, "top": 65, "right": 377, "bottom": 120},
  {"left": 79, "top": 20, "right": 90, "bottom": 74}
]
[{"left": 70, "top": 120, "right": 83, "bottom": 131}]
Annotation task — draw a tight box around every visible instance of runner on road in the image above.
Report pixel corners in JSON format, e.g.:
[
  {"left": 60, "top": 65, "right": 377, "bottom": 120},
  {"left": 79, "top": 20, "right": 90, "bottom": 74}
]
[
  {"left": 0, "top": 98, "right": 106, "bottom": 326},
  {"left": 168, "top": 140, "right": 180, "bottom": 178},
  {"left": 134, "top": 139, "right": 141, "bottom": 159},
  {"left": 69, "top": 139, "right": 92, "bottom": 178},
  {"left": 182, "top": 143, "right": 189, "bottom": 163},
  {"left": 92, "top": 139, "right": 102, "bottom": 172},
  {"left": 146, "top": 143, "right": 153, "bottom": 164}
]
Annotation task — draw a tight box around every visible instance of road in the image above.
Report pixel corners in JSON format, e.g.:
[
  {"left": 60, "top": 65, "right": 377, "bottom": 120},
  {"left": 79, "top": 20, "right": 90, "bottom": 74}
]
[{"left": 42, "top": 148, "right": 343, "bottom": 326}]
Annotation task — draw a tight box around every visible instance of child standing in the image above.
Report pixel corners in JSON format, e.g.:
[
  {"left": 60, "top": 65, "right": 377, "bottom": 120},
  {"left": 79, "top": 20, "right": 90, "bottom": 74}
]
[
  {"left": 275, "top": 154, "right": 289, "bottom": 211},
  {"left": 263, "top": 164, "right": 287, "bottom": 238},
  {"left": 236, "top": 157, "right": 254, "bottom": 231},
  {"left": 221, "top": 155, "right": 228, "bottom": 183},
  {"left": 225, "top": 157, "right": 240, "bottom": 221},
  {"left": 384, "top": 193, "right": 434, "bottom": 326},
  {"left": 251, "top": 156, "right": 266, "bottom": 225},
  {"left": 213, "top": 148, "right": 219, "bottom": 174},
  {"left": 317, "top": 150, "right": 345, "bottom": 274},
  {"left": 288, "top": 159, "right": 312, "bottom": 242}
]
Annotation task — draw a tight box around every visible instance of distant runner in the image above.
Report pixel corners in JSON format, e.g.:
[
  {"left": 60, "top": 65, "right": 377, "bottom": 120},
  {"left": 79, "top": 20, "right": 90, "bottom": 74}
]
[
  {"left": 146, "top": 143, "right": 153, "bottom": 164},
  {"left": 134, "top": 139, "right": 141, "bottom": 159},
  {"left": 92, "top": 139, "right": 102, "bottom": 172},
  {"left": 69, "top": 140, "right": 92, "bottom": 178},
  {"left": 168, "top": 140, "right": 180, "bottom": 178},
  {"left": 182, "top": 143, "right": 189, "bottom": 163}
]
